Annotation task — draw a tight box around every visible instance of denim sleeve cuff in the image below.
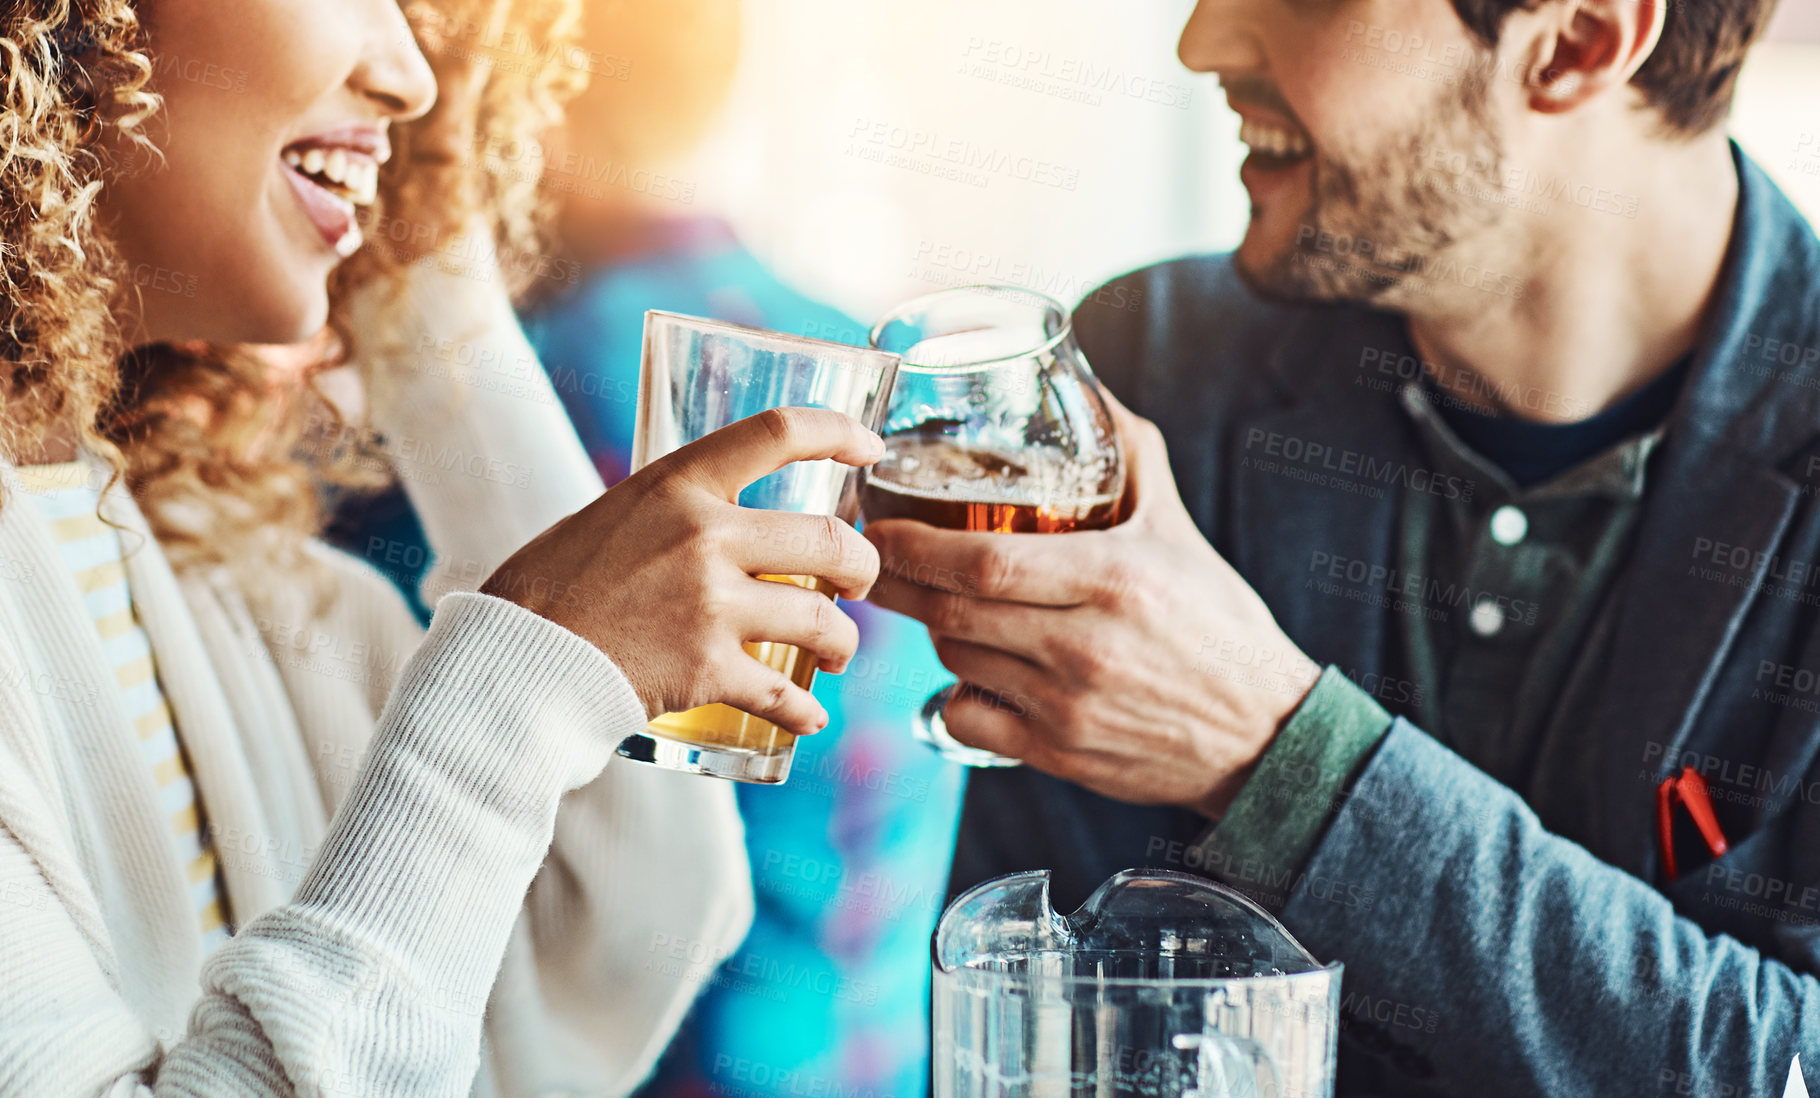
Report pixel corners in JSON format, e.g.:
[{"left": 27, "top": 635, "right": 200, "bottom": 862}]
[{"left": 1190, "top": 666, "right": 1393, "bottom": 910}]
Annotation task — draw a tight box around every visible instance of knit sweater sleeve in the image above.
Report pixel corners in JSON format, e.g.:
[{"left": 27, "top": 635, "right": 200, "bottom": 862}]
[
  {"left": 0, "top": 587, "right": 658, "bottom": 1097},
  {"left": 337, "top": 250, "right": 755, "bottom": 1092},
  {"left": 150, "top": 591, "right": 658, "bottom": 1096}
]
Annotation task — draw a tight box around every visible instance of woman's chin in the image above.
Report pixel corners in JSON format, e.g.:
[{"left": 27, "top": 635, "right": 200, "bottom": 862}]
[
  {"left": 129, "top": 250, "right": 333, "bottom": 347},
  {"left": 266, "top": 301, "right": 332, "bottom": 347},
  {"left": 207, "top": 287, "right": 331, "bottom": 348},
  {"left": 230, "top": 232, "right": 340, "bottom": 344}
]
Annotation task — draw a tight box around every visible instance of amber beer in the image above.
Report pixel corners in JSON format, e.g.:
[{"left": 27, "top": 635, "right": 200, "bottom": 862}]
[
  {"left": 645, "top": 574, "right": 835, "bottom": 752},
  {"left": 860, "top": 435, "right": 1122, "bottom": 533}
]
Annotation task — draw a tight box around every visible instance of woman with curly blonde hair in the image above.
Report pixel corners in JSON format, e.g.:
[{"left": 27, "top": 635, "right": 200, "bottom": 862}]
[{"left": 0, "top": 1, "right": 882, "bottom": 1094}]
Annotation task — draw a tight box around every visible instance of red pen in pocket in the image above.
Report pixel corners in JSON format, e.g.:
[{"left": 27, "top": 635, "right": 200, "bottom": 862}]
[{"left": 1656, "top": 766, "right": 1729, "bottom": 881}]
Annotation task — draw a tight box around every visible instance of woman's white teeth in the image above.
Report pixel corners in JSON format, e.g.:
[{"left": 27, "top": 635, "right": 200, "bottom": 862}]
[
  {"left": 283, "top": 147, "right": 380, "bottom": 206},
  {"left": 1240, "top": 118, "right": 1312, "bottom": 159},
  {"left": 345, "top": 160, "right": 377, "bottom": 204}
]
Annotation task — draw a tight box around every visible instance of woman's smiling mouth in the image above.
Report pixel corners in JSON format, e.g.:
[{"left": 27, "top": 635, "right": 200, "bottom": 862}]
[{"left": 279, "top": 126, "right": 387, "bottom": 258}]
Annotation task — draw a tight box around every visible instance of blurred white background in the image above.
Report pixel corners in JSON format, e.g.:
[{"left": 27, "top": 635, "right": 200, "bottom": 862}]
[
  {"left": 686, "top": 0, "right": 1236, "bottom": 325},
  {"left": 673, "top": 1, "right": 1820, "bottom": 326},
  {"left": 1736, "top": 5, "right": 1820, "bottom": 223}
]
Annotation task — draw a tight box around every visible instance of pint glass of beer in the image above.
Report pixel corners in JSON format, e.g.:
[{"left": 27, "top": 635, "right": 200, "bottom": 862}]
[
  {"left": 864, "top": 286, "right": 1126, "bottom": 768},
  {"left": 617, "top": 312, "right": 900, "bottom": 784}
]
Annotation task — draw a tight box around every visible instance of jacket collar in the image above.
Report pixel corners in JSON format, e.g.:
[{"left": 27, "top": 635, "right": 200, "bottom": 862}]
[
  {"left": 1582, "top": 151, "right": 1820, "bottom": 871},
  {"left": 1671, "top": 147, "right": 1820, "bottom": 470},
  {"left": 1236, "top": 148, "right": 1820, "bottom": 873}
]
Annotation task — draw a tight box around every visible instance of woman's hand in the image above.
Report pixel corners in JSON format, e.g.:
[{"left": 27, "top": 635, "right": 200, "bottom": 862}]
[{"left": 483, "top": 407, "right": 884, "bottom": 736}]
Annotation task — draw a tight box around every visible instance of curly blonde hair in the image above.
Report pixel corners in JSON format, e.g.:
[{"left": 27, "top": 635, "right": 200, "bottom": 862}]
[
  {"left": 0, "top": 2, "right": 155, "bottom": 501},
  {"left": 1, "top": 0, "right": 583, "bottom": 580}
]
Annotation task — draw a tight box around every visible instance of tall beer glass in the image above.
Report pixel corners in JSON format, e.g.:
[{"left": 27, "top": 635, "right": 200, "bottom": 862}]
[
  {"left": 863, "top": 286, "right": 1125, "bottom": 768},
  {"left": 618, "top": 311, "right": 900, "bottom": 784}
]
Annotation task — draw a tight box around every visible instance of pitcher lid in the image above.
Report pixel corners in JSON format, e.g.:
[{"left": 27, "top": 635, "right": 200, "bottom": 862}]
[{"left": 935, "top": 868, "right": 1337, "bottom": 985}]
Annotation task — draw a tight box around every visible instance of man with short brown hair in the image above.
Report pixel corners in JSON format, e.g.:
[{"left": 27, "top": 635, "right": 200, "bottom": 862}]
[
  {"left": 1450, "top": 0, "right": 1771, "bottom": 134},
  {"left": 868, "top": 0, "right": 1820, "bottom": 1092}
]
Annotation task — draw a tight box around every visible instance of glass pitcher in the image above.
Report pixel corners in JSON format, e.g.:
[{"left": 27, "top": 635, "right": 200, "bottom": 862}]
[{"left": 933, "top": 868, "right": 1341, "bottom": 1098}]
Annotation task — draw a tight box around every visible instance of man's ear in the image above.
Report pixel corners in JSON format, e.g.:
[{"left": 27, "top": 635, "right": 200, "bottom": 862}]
[{"left": 1516, "top": 0, "right": 1667, "bottom": 116}]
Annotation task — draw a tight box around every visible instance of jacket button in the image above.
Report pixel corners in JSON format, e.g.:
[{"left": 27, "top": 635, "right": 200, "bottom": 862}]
[
  {"left": 1489, "top": 505, "right": 1528, "bottom": 545},
  {"left": 1470, "top": 599, "right": 1505, "bottom": 637}
]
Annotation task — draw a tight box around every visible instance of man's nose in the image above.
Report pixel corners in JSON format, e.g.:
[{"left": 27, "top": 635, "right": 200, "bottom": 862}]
[{"left": 1177, "top": 0, "right": 1268, "bottom": 75}]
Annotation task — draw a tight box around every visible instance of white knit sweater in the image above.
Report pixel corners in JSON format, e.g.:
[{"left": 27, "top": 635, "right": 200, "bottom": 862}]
[{"left": 0, "top": 259, "right": 754, "bottom": 1097}]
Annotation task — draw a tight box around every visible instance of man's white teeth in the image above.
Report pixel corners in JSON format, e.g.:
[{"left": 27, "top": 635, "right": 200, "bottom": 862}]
[
  {"left": 302, "top": 148, "right": 326, "bottom": 176},
  {"left": 1239, "top": 118, "right": 1312, "bottom": 159}
]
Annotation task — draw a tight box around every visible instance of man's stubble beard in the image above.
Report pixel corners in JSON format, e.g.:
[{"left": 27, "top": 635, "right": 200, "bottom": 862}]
[{"left": 1236, "top": 73, "right": 1509, "bottom": 312}]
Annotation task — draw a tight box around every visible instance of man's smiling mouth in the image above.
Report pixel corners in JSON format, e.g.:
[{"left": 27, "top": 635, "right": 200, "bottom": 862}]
[
  {"left": 1223, "top": 76, "right": 1316, "bottom": 172},
  {"left": 1238, "top": 116, "right": 1313, "bottom": 166}
]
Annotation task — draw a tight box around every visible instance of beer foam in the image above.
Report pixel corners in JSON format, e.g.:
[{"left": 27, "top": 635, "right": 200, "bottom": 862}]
[
  {"left": 873, "top": 439, "right": 1117, "bottom": 508},
  {"left": 865, "top": 477, "right": 1119, "bottom": 510}
]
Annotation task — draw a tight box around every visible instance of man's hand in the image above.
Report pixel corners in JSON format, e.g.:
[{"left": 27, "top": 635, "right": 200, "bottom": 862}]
[{"left": 864, "top": 394, "right": 1320, "bottom": 818}]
